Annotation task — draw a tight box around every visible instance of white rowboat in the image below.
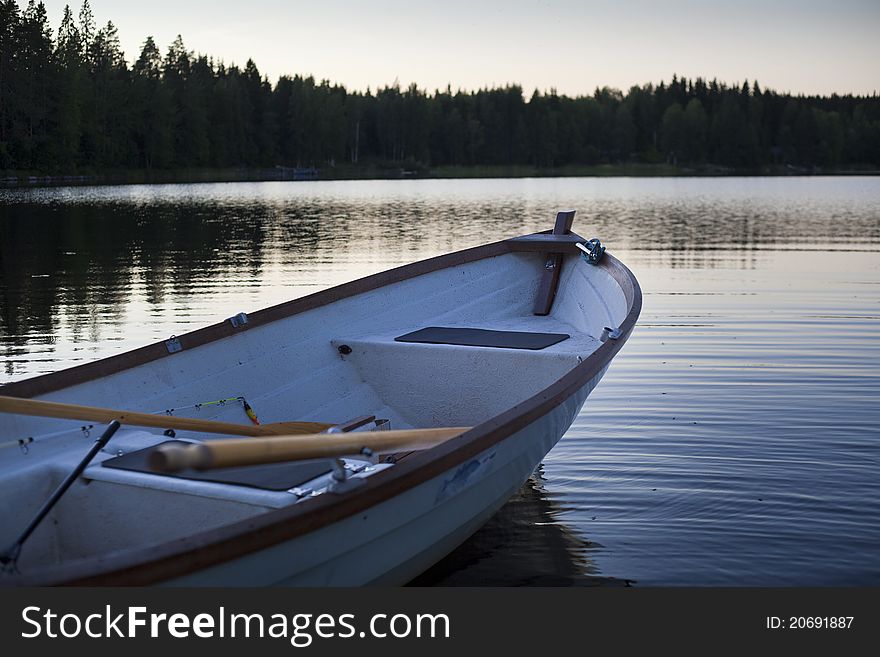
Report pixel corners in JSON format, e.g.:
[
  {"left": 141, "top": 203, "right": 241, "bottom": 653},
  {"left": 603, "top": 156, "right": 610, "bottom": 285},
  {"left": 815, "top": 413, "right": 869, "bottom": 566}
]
[{"left": 0, "top": 211, "right": 641, "bottom": 586}]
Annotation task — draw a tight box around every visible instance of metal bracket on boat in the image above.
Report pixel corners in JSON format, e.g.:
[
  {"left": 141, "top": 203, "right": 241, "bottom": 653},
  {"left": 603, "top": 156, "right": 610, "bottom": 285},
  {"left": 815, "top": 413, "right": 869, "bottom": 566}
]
[
  {"left": 228, "top": 312, "right": 249, "bottom": 329},
  {"left": 576, "top": 238, "right": 606, "bottom": 265},
  {"left": 165, "top": 335, "right": 183, "bottom": 354},
  {"left": 0, "top": 436, "right": 34, "bottom": 455},
  {"left": 357, "top": 446, "right": 379, "bottom": 465},
  {"left": 288, "top": 486, "right": 314, "bottom": 499},
  {"left": 600, "top": 326, "right": 622, "bottom": 342},
  {"left": 328, "top": 457, "right": 367, "bottom": 493},
  {"left": 330, "top": 458, "right": 348, "bottom": 484},
  {"left": 323, "top": 415, "right": 377, "bottom": 434}
]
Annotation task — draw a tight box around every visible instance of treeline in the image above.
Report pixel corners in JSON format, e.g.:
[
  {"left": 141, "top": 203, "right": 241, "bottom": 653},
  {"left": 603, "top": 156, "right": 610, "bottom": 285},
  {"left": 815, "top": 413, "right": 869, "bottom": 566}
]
[{"left": 2, "top": 0, "right": 879, "bottom": 174}]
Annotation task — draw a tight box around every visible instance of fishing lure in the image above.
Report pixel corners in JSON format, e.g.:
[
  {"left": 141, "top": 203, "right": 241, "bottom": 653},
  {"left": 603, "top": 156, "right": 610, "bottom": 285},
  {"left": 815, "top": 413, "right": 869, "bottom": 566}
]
[
  {"left": 242, "top": 399, "right": 261, "bottom": 425},
  {"left": 165, "top": 395, "right": 261, "bottom": 425}
]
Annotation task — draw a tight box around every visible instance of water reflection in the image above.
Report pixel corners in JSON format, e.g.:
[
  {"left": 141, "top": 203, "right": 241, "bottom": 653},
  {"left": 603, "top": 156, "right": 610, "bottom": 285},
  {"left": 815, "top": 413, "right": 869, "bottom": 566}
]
[
  {"left": 0, "top": 201, "right": 271, "bottom": 378},
  {"left": 411, "top": 471, "right": 629, "bottom": 586},
  {"left": 2, "top": 177, "right": 878, "bottom": 383}
]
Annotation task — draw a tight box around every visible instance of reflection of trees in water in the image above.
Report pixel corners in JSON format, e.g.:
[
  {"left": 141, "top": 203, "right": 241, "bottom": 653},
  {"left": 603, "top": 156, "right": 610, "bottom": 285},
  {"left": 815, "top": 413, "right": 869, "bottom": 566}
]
[
  {"left": 0, "top": 201, "right": 272, "bottom": 354},
  {"left": 2, "top": 190, "right": 876, "bottom": 372},
  {"left": 410, "top": 469, "right": 630, "bottom": 586}
]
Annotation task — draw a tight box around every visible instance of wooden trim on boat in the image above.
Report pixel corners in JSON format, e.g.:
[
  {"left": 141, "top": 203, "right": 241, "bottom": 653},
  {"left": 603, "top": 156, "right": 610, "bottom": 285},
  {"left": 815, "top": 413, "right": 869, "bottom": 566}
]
[
  {"left": 1, "top": 236, "right": 642, "bottom": 586},
  {"left": 532, "top": 211, "right": 575, "bottom": 315},
  {"left": 504, "top": 233, "right": 587, "bottom": 252}
]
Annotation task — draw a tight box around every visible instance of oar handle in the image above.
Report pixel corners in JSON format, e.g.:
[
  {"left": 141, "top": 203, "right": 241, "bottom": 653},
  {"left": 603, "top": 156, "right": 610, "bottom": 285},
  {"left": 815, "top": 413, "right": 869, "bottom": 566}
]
[{"left": 149, "top": 427, "right": 471, "bottom": 472}]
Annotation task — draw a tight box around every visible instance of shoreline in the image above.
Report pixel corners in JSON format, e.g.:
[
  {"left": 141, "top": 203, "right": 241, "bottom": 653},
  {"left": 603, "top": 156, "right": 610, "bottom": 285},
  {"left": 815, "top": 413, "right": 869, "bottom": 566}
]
[{"left": 2, "top": 163, "right": 879, "bottom": 189}]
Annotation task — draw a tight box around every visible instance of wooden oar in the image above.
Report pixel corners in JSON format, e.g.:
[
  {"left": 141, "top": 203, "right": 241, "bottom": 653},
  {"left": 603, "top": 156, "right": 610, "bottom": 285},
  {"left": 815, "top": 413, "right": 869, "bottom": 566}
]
[
  {"left": 149, "top": 427, "right": 472, "bottom": 472},
  {"left": 0, "top": 395, "right": 333, "bottom": 437}
]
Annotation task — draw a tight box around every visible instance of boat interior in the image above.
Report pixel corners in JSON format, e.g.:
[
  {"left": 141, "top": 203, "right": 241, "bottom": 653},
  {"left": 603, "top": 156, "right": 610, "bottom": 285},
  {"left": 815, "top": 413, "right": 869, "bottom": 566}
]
[{"left": 0, "top": 247, "right": 629, "bottom": 572}]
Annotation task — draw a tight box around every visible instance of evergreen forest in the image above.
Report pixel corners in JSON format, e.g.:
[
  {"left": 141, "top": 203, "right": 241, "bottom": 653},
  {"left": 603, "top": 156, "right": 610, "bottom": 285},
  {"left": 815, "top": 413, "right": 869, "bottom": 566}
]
[{"left": 2, "top": 0, "right": 879, "bottom": 176}]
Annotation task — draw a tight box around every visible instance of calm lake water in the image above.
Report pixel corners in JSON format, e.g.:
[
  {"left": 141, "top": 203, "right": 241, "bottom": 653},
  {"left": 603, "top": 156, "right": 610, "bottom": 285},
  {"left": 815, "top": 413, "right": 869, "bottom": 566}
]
[{"left": 1, "top": 176, "right": 879, "bottom": 585}]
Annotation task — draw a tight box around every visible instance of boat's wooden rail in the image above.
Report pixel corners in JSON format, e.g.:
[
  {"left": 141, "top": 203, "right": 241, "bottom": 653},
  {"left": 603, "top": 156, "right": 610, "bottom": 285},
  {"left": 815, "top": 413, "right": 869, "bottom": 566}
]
[{"left": 504, "top": 233, "right": 587, "bottom": 253}]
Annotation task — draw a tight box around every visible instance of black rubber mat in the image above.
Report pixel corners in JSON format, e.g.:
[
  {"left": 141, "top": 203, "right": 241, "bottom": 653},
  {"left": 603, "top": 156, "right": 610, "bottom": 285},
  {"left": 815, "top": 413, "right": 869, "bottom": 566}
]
[
  {"left": 100, "top": 440, "right": 333, "bottom": 491},
  {"left": 395, "top": 326, "right": 569, "bottom": 350}
]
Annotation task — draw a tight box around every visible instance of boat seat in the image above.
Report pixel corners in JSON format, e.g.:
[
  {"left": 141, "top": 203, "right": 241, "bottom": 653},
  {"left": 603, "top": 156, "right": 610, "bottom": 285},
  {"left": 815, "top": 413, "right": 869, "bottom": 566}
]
[
  {"left": 329, "top": 319, "right": 598, "bottom": 428},
  {"left": 394, "top": 326, "right": 569, "bottom": 350}
]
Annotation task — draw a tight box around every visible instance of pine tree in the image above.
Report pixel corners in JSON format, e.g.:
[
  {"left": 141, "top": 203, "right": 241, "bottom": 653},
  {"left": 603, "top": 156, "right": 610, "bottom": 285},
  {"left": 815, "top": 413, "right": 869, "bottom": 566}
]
[
  {"left": 660, "top": 102, "right": 685, "bottom": 164},
  {"left": 683, "top": 98, "right": 708, "bottom": 162},
  {"left": 132, "top": 36, "right": 172, "bottom": 168},
  {"left": 77, "top": 0, "right": 94, "bottom": 63},
  {"left": 0, "top": 0, "right": 21, "bottom": 166}
]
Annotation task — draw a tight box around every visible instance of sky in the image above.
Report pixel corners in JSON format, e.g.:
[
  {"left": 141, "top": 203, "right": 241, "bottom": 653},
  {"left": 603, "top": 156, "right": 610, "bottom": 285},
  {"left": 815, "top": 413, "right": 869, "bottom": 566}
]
[{"left": 33, "top": 0, "right": 880, "bottom": 96}]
